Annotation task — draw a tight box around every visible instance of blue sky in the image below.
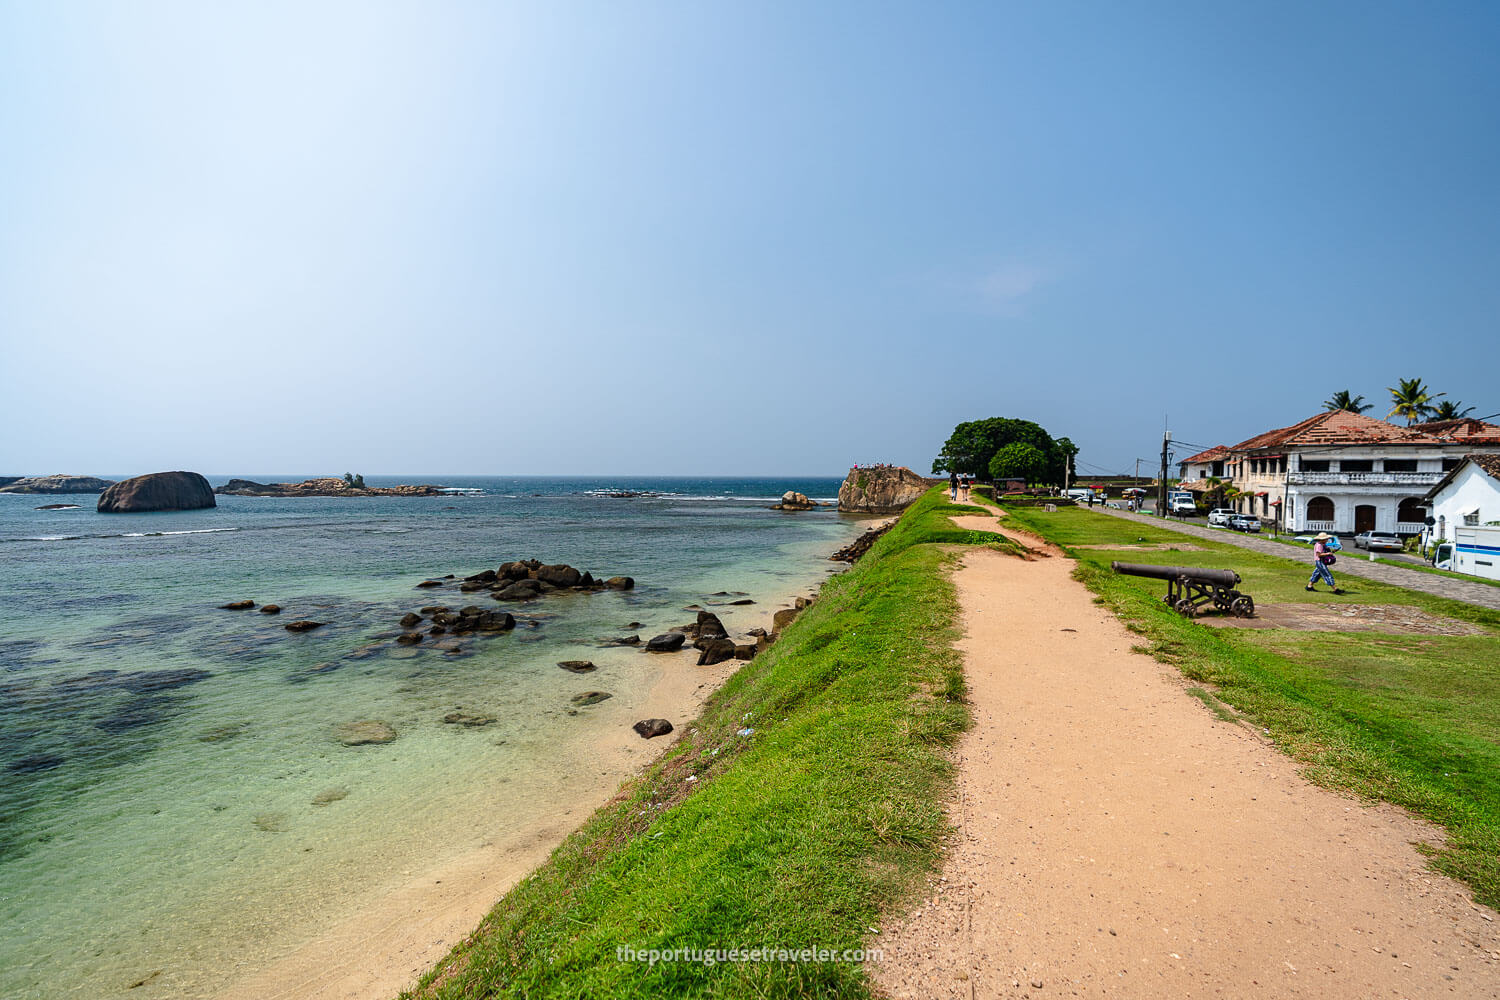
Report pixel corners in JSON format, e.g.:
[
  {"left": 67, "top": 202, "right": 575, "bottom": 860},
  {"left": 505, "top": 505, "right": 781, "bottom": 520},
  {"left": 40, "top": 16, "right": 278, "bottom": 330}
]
[{"left": 2, "top": 2, "right": 1497, "bottom": 477}]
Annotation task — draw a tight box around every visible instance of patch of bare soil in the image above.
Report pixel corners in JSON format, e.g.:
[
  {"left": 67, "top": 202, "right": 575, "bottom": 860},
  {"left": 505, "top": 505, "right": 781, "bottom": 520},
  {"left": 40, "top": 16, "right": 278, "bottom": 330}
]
[
  {"left": 868, "top": 537, "right": 1500, "bottom": 999},
  {"left": 1072, "top": 542, "right": 1205, "bottom": 551},
  {"left": 1199, "top": 603, "right": 1483, "bottom": 636}
]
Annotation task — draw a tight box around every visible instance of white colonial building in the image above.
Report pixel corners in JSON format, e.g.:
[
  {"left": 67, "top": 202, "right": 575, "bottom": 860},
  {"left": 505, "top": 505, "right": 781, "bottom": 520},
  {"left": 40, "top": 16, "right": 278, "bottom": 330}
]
[
  {"left": 1424, "top": 454, "right": 1500, "bottom": 541},
  {"left": 1222, "top": 412, "right": 1500, "bottom": 536},
  {"left": 1178, "top": 445, "right": 1229, "bottom": 481}
]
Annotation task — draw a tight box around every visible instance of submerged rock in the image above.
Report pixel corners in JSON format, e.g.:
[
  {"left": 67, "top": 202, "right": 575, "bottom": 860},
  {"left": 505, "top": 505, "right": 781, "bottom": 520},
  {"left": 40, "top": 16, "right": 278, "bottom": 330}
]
[
  {"left": 219, "top": 600, "right": 257, "bottom": 610},
  {"left": 599, "top": 634, "right": 641, "bottom": 647},
  {"left": 258, "top": 604, "right": 281, "bottom": 615},
  {"left": 571, "top": 691, "right": 612, "bottom": 707},
  {"left": 7, "top": 753, "right": 65, "bottom": 774},
  {"left": 399, "top": 612, "right": 422, "bottom": 628},
  {"left": 284, "top": 620, "right": 327, "bottom": 633},
  {"left": 604, "top": 576, "right": 635, "bottom": 590},
  {"left": 415, "top": 580, "right": 445, "bottom": 589},
  {"left": 335, "top": 720, "right": 397, "bottom": 746},
  {"left": 311, "top": 787, "right": 349, "bottom": 806},
  {"left": 396, "top": 632, "right": 423, "bottom": 645},
  {"left": 442, "top": 711, "right": 497, "bottom": 727},
  {"left": 557, "top": 660, "right": 597, "bottom": 674}
]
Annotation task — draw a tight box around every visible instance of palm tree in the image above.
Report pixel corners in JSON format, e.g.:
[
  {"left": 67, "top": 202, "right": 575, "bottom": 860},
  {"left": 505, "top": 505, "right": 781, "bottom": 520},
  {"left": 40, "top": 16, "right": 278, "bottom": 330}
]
[
  {"left": 1386, "top": 377, "right": 1445, "bottom": 425},
  {"left": 1323, "top": 390, "right": 1371, "bottom": 414},
  {"left": 1430, "top": 399, "right": 1475, "bottom": 420}
]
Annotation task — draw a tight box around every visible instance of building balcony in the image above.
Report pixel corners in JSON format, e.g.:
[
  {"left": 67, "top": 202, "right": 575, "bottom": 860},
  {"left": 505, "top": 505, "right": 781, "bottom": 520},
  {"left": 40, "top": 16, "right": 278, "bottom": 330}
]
[{"left": 1286, "top": 471, "right": 1443, "bottom": 487}]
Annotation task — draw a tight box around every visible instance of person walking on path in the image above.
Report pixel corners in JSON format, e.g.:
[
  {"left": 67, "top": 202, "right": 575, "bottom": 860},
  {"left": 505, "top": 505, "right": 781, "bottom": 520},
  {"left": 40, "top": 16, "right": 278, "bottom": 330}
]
[
  {"left": 949, "top": 471, "right": 959, "bottom": 500},
  {"left": 958, "top": 475, "right": 971, "bottom": 503},
  {"left": 1308, "top": 531, "right": 1345, "bottom": 594}
]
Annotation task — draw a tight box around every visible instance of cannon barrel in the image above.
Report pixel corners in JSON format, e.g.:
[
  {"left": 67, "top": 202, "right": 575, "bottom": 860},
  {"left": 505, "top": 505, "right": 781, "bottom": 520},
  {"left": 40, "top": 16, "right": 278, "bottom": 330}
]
[{"left": 1110, "top": 562, "right": 1241, "bottom": 588}]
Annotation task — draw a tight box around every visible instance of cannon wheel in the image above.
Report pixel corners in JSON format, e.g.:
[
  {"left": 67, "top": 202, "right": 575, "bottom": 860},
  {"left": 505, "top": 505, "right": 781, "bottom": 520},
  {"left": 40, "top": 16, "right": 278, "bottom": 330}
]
[
  {"left": 1173, "top": 598, "right": 1197, "bottom": 618},
  {"left": 1212, "top": 590, "right": 1232, "bottom": 611},
  {"left": 1231, "top": 595, "right": 1255, "bottom": 618}
]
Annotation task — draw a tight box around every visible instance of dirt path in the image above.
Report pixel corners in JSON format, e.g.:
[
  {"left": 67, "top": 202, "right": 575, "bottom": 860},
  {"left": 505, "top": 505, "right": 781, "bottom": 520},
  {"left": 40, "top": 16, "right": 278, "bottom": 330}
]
[{"left": 870, "top": 513, "right": 1500, "bottom": 998}]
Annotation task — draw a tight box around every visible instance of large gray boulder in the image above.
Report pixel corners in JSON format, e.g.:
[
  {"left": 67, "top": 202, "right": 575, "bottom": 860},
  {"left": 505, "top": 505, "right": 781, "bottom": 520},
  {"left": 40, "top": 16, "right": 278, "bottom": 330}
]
[{"left": 98, "top": 471, "right": 216, "bottom": 513}]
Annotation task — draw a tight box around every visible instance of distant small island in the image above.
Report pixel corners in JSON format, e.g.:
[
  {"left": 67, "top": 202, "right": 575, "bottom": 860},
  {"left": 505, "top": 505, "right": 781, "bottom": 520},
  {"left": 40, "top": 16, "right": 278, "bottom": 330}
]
[
  {"left": 215, "top": 476, "right": 445, "bottom": 498},
  {"left": 0, "top": 475, "right": 116, "bottom": 494}
]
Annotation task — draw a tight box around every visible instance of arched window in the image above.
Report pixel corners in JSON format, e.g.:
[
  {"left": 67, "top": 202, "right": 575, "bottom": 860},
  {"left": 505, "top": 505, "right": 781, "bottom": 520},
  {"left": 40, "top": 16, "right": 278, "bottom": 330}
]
[
  {"left": 1306, "top": 496, "right": 1334, "bottom": 522},
  {"left": 1397, "top": 497, "right": 1426, "bottom": 524}
]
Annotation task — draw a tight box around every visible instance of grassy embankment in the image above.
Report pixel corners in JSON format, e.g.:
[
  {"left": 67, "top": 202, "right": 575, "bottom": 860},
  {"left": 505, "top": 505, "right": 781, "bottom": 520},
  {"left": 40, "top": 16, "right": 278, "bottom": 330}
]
[
  {"left": 994, "top": 501, "right": 1500, "bottom": 908},
  {"left": 404, "top": 490, "right": 1021, "bottom": 999}
]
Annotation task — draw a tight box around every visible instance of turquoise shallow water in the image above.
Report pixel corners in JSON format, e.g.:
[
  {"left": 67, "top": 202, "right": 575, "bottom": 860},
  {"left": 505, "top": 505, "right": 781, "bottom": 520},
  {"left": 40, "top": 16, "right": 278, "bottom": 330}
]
[{"left": 0, "top": 476, "right": 864, "bottom": 999}]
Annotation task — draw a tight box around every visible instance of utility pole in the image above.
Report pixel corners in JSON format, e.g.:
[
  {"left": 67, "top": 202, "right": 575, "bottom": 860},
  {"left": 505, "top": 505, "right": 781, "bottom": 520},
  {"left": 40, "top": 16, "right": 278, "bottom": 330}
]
[
  {"left": 1158, "top": 431, "right": 1171, "bottom": 517},
  {"left": 1134, "top": 457, "right": 1140, "bottom": 482}
]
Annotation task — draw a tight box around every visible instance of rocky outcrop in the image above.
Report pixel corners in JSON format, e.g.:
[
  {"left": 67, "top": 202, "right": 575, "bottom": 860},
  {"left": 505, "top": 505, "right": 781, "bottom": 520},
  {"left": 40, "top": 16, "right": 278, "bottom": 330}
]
[
  {"left": 0, "top": 475, "right": 116, "bottom": 494},
  {"left": 98, "top": 472, "right": 216, "bottom": 513},
  {"left": 837, "top": 466, "right": 937, "bottom": 514},
  {"left": 215, "top": 478, "right": 445, "bottom": 497},
  {"left": 771, "top": 490, "right": 826, "bottom": 510}
]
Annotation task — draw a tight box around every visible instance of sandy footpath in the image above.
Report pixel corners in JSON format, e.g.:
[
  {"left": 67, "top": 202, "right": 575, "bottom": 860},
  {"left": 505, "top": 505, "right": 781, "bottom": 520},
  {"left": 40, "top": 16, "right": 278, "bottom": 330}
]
[{"left": 871, "top": 513, "right": 1500, "bottom": 998}]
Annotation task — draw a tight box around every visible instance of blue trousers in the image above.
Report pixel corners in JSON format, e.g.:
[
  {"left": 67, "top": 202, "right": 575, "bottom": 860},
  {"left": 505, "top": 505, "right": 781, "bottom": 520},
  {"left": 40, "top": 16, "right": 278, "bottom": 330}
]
[{"left": 1309, "top": 561, "right": 1336, "bottom": 587}]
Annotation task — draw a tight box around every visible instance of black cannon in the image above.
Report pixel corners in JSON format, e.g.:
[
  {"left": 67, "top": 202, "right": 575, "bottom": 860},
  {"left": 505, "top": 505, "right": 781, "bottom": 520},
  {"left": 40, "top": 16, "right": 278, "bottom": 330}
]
[{"left": 1110, "top": 562, "right": 1255, "bottom": 619}]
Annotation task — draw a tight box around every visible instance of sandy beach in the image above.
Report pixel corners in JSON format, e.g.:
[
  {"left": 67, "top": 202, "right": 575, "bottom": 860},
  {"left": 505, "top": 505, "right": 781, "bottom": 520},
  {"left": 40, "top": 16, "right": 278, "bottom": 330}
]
[
  {"left": 218, "top": 583, "right": 826, "bottom": 1000},
  {"left": 872, "top": 511, "right": 1500, "bottom": 998}
]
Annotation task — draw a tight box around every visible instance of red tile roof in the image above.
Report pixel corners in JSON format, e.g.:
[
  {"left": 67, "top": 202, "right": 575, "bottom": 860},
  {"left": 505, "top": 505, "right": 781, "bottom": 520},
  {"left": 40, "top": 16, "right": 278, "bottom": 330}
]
[
  {"left": 1410, "top": 418, "right": 1500, "bottom": 445},
  {"left": 1181, "top": 445, "right": 1230, "bottom": 464},
  {"left": 1229, "top": 410, "right": 1436, "bottom": 451}
]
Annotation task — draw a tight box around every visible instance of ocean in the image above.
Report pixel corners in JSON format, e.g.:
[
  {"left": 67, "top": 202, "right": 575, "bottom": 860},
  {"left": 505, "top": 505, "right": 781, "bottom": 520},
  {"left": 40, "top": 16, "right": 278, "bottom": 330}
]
[{"left": 0, "top": 475, "right": 864, "bottom": 999}]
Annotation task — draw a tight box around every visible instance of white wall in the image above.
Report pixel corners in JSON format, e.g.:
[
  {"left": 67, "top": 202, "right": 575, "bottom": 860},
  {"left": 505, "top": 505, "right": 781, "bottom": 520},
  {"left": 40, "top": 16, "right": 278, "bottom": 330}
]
[{"left": 1430, "top": 464, "right": 1500, "bottom": 540}]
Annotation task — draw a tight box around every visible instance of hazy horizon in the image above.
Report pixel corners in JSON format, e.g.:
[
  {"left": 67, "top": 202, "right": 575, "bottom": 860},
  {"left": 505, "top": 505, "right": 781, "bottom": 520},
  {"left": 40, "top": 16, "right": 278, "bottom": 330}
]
[{"left": 4, "top": 2, "right": 1497, "bottom": 479}]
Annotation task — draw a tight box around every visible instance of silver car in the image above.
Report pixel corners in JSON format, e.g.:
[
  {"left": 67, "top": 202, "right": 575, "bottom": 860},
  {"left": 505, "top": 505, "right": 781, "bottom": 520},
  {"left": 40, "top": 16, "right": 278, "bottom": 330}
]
[{"left": 1354, "top": 531, "right": 1403, "bottom": 552}]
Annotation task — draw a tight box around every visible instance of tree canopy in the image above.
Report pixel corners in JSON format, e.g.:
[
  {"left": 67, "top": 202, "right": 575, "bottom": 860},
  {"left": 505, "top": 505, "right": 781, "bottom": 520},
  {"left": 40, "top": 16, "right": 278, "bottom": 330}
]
[
  {"left": 988, "top": 442, "right": 1049, "bottom": 484},
  {"left": 933, "top": 417, "right": 1073, "bottom": 485},
  {"left": 1387, "top": 377, "right": 1445, "bottom": 425},
  {"left": 1323, "top": 389, "right": 1371, "bottom": 413}
]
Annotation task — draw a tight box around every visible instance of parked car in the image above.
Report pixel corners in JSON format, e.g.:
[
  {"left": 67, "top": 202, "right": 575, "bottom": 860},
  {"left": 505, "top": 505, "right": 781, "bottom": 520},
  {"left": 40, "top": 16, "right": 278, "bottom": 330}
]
[
  {"left": 1208, "top": 508, "right": 1236, "bottom": 526},
  {"left": 1353, "top": 530, "right": 1404, "bottom": 552},
  {"left": 1229, "top": 515, "right": 1261, "bottom": 532},
  {"left": 1168, "top": 497, "right": 1198, "bottom": 516}
]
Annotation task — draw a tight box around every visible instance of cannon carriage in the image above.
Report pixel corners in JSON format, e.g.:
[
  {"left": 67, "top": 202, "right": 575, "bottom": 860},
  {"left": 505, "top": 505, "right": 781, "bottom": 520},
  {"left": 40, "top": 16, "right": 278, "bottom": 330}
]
[{"left": 1110, "top": 562, "right": 1255, "bottom": 619}]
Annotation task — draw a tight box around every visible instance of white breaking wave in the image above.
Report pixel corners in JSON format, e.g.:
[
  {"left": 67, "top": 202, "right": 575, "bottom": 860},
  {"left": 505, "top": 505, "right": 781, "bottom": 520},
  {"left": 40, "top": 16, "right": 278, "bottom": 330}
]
[{"left": 122, "top": 528, "right": 240, "bottom": 538}]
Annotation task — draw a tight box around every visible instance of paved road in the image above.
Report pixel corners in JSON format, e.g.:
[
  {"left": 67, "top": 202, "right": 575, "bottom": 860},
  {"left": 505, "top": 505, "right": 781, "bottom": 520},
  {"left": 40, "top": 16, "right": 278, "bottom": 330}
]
[{"left": 1090, "top": 505, "right": 1500, "bottom": 611}]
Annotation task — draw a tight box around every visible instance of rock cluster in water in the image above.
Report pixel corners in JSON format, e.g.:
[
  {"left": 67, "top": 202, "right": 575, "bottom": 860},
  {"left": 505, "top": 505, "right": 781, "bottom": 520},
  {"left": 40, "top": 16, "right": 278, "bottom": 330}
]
[
  {"left": 216, "top": 477, "right": 445, "bottom": 498},
  {"left": 417, "top": 560, "right": 635, "bottom": 599},
  {"left": 770, "top": 490, "right": 827, "bottom": 510}
]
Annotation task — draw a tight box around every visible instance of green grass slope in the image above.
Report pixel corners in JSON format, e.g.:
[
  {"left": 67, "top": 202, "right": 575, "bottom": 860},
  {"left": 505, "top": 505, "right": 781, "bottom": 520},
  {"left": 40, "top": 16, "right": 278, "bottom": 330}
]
[{"left": 405, "top": 490, "right": 1020, "bottom": 999}]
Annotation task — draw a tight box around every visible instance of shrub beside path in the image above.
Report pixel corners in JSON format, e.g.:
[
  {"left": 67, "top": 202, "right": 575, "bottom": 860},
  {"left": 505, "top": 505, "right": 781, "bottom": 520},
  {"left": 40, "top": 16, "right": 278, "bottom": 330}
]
[
  {"left": 869, "top": 512, "right": 1500, "bottom": 999},
  {"left": 1093, "top": 506, "right": 1500, "bottom": 611}
]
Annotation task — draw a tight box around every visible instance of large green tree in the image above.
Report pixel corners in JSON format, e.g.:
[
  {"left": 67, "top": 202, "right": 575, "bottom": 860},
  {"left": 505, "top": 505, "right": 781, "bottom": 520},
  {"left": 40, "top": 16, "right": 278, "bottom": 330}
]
[
  {"left": 988, "top": 442, "right": 1049, "bottom": 484},
  {"left": 933, "top": 417, "right": 1072, "bottom": 485},
  {"left": 1387, "top": 377, "right": 1444, "bottom": 425}
]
